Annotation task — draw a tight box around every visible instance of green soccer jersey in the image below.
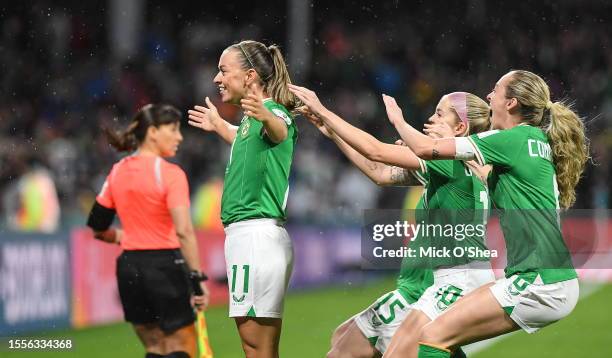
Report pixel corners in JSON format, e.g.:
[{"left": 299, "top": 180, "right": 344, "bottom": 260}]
[
  {"left": 467, "top": 124, "right": 577, "bottom": 284},
  {"left": 220, "top": 99, "right": 297, "bottom": 225},
  {"left": 396, "top": 159, "right": 489, "bottom": 303},
  {"left": 396, "top": 197, "right": 434, "bottom": 304}
]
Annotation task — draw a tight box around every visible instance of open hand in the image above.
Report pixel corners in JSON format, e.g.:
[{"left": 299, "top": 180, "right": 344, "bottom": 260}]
[
  {"left": 424, "top": 122, "right": 455, "bottom": 138},
  {"left": 382, "top": 94, "right": 406, "bottom": 126},
  {"left": 188, "top": 97, "right": 221, "bottom": 132},
  {"left": 288, "top": 84, "right": 326, "bottom": 117}
]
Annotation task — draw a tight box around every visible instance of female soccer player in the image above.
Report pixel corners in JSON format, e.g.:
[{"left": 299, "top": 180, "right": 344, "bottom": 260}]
[
  {"left": 187, "top": 40, "right": 299, "bottom": 358},
  {"left": 381, "top": 70, "right": 588, "bottom": 358},
  {"left": 291, "top": 86, "right": 493, "bottom": 358},
  {"left": 86, "top": 104, "right": 209, "bottom": 358}
]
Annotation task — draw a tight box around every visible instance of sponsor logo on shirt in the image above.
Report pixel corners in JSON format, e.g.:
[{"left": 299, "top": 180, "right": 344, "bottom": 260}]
[{"left": 272, "top": 108, "right": 292, "bottom": 125}]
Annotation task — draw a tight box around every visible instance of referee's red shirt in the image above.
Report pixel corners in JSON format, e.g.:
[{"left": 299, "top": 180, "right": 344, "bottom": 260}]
[{"left": 96, "top": 154, "right": 190, "bottom": 250}]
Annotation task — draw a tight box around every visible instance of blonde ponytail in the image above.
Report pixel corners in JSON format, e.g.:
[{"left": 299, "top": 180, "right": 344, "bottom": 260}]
[
  {"left": 505, "top": 70, "right": 589, "bottom": 208},
  {"left": 547, "top": 101, "right": 589, "bottom": 208},
  {"left": 266, "top": 44, "right": 299, "bottom": 111}
]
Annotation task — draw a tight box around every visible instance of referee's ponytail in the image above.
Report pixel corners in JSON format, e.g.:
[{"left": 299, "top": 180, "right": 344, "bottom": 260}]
[{"left": 104, "top": 104, "right": 182, "bottom": 152}]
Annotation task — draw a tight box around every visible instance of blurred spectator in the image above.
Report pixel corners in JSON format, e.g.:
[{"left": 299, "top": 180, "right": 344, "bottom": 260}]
[{"left": 0, "top": 1, "right": 610, "bottom": 228}]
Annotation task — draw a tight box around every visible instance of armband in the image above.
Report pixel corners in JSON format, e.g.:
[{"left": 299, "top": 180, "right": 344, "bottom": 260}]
[{"left": 86, "top": 201, "right": 116, "bottom": 231}]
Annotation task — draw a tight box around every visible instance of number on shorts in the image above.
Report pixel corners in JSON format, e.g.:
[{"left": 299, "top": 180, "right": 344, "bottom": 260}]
[
  {"left": 435, "top": 285, "right": 464, "bottom": 309},
  {"left": 372, "top": 293, "right": 405, "bottom": 324},
  {"left": 508, "top": 276, "right": 530, "bottom": 296},
  {"left": 230, "top": 264, "right": 250, "bottom": 293}
]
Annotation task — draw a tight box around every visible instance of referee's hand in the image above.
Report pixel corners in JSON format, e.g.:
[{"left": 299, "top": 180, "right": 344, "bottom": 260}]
[{"left": 191, "top": 282, "right": 210, "bottom": 311}]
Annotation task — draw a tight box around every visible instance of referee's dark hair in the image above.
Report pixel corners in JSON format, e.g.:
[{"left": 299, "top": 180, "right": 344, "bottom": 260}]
[{"left": 103, "top": 104, "right": 182, "bottom": 152}]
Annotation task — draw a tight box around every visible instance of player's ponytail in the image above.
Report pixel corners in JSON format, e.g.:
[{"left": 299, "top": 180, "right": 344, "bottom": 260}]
[
  {"left": 505, "top": 70, "right": 589, "bottom": 209},
  {"left": 103, "top": 104, "right": 182, "bottom": 153},
  {"left": 465, "top": 93, "right": 491, "bottom": 135},
  {"left": 546, "top": 101, "right": 589, "bottom": 208},
  {"left": 266, "top": 44, "right": 299, "bottom": 112},
  {"left": 230, "top": 40, "right": 300, "bottom": 111}
]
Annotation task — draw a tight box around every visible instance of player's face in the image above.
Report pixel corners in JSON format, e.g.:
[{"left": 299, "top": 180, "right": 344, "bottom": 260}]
[
  {"left": 151, "top": 122, "right": 183, "bottom": 157},
  {"left": 487, "top": 72, "right": 513, "bottom": 129},
  {"left": 426, "top": 96, "right": 464, "bottom": 137},
  {"left": 214, "top": 49, "right": 248, "bottom": 105}
]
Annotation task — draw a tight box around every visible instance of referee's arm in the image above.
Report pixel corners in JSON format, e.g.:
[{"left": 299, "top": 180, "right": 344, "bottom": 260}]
[
  {"left": 170, "top": 206, "right": 201, "bottom": 272},
  {"left": 87, "top": 201, "right": 121, "bottom": 244}
]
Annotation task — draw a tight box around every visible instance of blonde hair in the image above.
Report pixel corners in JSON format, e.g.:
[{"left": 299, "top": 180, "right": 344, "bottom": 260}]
[
  {"left": 465, "top": 93, "right": 491, "bottom": 135},
  {"left": 505, "top": 70, "right": 589, "bottom": 208},
  {"left": 228, "top": 40, "right": 300, "bottom": 111}
]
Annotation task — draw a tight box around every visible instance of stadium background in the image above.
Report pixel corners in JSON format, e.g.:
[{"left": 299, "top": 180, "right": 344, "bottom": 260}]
[{"left": 0, "top": 0, "right": 611, "bottom": 357}]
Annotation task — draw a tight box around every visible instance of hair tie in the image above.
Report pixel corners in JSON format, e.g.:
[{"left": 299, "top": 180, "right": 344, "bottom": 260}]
[{"left": 545, "top": 101, "right": 553, "bottom": 110}]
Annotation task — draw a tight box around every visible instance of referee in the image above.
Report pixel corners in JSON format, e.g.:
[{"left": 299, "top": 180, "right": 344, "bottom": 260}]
[{"left": 87, "top": 104, "right": 209, "bottom": 358}]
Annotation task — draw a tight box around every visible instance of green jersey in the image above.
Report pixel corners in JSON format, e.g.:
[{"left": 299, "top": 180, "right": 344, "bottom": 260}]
[
  {"left": 396, "top": 159, "right": 489, "bottom": 303},
  {"left": 396, "top": 197, "right": 434, "bottom": 304},
  {"left": 467, "top": 124, "right": 576, "bottom": 283},
  {"left": 221, "top": 99, "right": 297, "bottom": 225}
]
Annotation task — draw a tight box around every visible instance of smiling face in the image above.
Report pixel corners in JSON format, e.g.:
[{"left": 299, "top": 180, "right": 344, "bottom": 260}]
[
  {"left": 426, "top": 95, "right": 466, "bottom": 137},
  {"left": 486, "top": 72, "right": 515, "bottom": 129},
  {"left": 148, "top": 122, "right": 183, "bottom": 157},
  {"left": 213, "top": 49, "right": 251, "bottom": 105}
]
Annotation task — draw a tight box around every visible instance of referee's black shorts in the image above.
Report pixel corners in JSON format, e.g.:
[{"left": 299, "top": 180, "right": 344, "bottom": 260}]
[{"left": 116, "top": 249, "right": 195, "bottom": 333}]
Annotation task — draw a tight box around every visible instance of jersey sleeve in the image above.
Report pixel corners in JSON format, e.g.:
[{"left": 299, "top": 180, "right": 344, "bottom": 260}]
[
  {"left": 467, "top": 129, "right": 521, "bottom": 167},
  {"left": 411, "top": 158, "right": 429, "bottom": 185},
  {"left": 425, "top": 160, "right": 454, "bottom": 178},
  {"left": 165, "top": 165, "right": 190, "bottom": 209},
  {"left": 264, "top": 101, "right": 294, "bottom": 128},
  {"left": 96, "top": 170, "right": 115, "bottom": 209}
]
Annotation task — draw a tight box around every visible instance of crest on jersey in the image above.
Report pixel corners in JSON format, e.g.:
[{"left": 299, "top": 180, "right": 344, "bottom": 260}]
[{"left": 241, "top": 120, "right": 251, "bottom": 138}]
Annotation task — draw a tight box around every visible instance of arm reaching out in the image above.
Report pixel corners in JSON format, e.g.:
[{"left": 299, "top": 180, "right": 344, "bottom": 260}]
[
  {"left": 382, "top": 94, "right": 457, "bottom": 160},
  {"left": 300, "top": 106, "right": 419, "bottom": 186},
  {"left": 188, "top": 97, "right": 238, "bottom": 144},
  {"left": 290, "top": 84, "right": 422, "bottom": 170}
]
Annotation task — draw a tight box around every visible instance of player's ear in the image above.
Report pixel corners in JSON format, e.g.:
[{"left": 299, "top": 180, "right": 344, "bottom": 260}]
[
  {"left": 506, "top": 97, "right": 519, "bottom": 113},
  {"left": 455, "top": 121, "right": 467, "bottom": 136},
  {"left": 245, "top": 68, "right": 257, "bottom": 87}
]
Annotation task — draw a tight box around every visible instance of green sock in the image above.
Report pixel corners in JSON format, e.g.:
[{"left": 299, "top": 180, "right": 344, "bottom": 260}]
[{"left": 418, "top": 343, "right": 451, "bottom": 358}]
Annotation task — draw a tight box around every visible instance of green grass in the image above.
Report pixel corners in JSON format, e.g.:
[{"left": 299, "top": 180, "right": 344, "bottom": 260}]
[
  {"left": 2, "top": 278, "right": 397, "bottom": 358},
  {"left": 4, "top": 280, "right": 612, "bottom": 357},
  {"left": 472, "top": 283, "right": 612, "bottom": 358}
]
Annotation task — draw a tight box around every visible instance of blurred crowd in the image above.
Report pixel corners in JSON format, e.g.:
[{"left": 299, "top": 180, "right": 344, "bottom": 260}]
[{"left": 0, "top": 1, "right": 610, "bottom": 229}]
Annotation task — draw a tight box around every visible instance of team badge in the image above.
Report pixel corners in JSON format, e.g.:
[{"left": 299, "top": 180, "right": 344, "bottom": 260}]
[
  {"left": 371, "top": 314, "right": 382, "bottom": 328},
  {"left": 241, "top": 120, "right": 251, "bottom": 138}
]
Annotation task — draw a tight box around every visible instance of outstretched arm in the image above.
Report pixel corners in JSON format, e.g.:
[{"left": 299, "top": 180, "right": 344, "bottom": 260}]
[
  {"left": 188, "top": 97, "right": 238, "bottom": 144},
  {"left": 383, "top": 94, "right": 458, "bottom": 160},
  {"left": 299, "top": 107, "right": 419, "bottom": 186},
  {"left": 290, "top": 85, "right": 422, "bottom": 170}
]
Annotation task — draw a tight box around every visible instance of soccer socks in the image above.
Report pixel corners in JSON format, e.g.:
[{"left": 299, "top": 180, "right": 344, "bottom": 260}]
[
  {"left": 418, "top": 342, "right": 451, "bottom": 358},
  {"left": 164, "top": 352, "right": 190, "bottom": 358}
]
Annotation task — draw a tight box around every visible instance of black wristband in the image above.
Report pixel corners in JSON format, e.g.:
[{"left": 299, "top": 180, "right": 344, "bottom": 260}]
[{"left": 188, "top": 270, "right": 208, "bottom": 296}]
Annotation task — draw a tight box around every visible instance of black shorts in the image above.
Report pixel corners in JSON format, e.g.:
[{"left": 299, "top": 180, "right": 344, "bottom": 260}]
[{"left": 116, "top": 249, "right": 195, "bottom": 333}]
